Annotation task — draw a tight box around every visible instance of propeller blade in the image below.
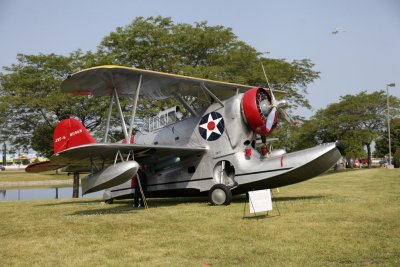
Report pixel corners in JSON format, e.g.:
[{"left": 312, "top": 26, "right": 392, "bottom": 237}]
[
  {"left": 260, "top": 64, "right": 276, "bottom": 103},
  {"left": 279, "top": 109, "right": 296, "bottom": 126},
  {"left": 266, "top": 107, "right": 277, "bottom": 132},
  {"left": 268, "top": 88, "right": 276, "bottom": 105}
]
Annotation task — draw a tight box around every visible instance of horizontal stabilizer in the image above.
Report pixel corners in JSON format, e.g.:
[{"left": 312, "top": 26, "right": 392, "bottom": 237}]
[{"left": 25, "top": 161, "right": 65, "bottom": 173}]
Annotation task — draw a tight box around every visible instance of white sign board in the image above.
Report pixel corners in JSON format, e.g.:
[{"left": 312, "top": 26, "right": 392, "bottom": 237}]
[{"left": 248, "top": 189, "right": 273, "bottom": 213}]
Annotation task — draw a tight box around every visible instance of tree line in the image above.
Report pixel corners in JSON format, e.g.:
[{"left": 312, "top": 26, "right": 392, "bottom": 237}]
[
  {"left": 271, "top": 92, "right": 400, "bottom": 167},
  {"left": 1, "top": 16, "right": 399, "bottom": 167}
]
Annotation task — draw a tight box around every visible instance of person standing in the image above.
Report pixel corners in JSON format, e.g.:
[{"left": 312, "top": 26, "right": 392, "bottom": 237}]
[
  {"left": 133, "top": 165, "right": 148, "bottom": 208},
  {"left": 349, "top": 158, "right": 354, "bottom": 169}
]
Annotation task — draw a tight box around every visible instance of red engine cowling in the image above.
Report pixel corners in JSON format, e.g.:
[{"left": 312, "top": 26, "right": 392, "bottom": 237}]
[{"left": 241, "top": 87, "right": 278, "bottom": 135}]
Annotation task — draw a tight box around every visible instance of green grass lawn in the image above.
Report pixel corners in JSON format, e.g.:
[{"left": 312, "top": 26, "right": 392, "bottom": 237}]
[
  {"left": 0, "top": 169, "right": 399, "bottom": 266},
  {"left": 0, "top": 170, "right": 70, "bottom": 182}
]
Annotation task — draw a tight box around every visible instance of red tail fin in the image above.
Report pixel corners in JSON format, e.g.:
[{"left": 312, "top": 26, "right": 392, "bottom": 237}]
[{"left": 53, "top": 118, "right": 96, "bottom": 154}]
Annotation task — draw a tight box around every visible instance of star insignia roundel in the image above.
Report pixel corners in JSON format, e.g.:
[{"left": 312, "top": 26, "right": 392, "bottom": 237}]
[{"left": 198, "top": 112, "right": 225, "bottom": 141}]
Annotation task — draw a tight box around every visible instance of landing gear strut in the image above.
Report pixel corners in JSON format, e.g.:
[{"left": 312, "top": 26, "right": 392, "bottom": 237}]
[{"left": 208, "top": 184, "right": 232, "bottom": 205}]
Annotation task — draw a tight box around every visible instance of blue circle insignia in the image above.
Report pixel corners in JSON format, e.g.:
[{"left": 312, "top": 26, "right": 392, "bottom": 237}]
[{"left": 198, "top": 112, "right": 225, "bottom": 141}]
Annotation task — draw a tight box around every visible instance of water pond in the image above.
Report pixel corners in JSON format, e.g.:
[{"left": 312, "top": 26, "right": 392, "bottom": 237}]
[{"left": 0, "top": 187, "right": 103, "bottom": 202}]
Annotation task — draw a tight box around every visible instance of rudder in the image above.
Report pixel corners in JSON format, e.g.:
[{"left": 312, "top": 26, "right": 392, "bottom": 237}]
[{"left": 53, "top": 118, "right": 96, "bottom": 154}]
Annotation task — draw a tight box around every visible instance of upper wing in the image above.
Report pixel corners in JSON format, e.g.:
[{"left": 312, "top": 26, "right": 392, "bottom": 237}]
[
  {"left": 26, "top": 143, "right": 207, "bottom": 173},
  {"left": 61, "top": 65, "right": 285, "bottom": 102}
]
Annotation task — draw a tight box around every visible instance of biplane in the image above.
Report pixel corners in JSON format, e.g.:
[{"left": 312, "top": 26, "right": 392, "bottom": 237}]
[
  {"left": 332, "top": 27, "right": 346, "bottom": 34},
  {"left": 26, "top": 65, "right": 343, "bottom": 205}
]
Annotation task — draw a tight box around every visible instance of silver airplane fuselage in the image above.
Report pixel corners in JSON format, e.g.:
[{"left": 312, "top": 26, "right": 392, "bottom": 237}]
[{"left": 104, "top": 93, "right": 343, "bottom": 201}]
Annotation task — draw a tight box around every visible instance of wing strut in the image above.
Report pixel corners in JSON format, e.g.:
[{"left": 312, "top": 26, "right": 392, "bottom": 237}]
[
  {"left": 112, "top": 87, "right": 129, "bottom": 141},
  {"left": 128, "top": 75, "right": 142, "bottom": 142},
  {"left": 103, "top": 93, "right": 114, "bottom": 143},
  {"left": 200, "top": 83, "right": 224, "bottom": 107},
  {"left": 177, "top": 94, "right": 199, "bottom": 118},
  {"left": 104, "top": 75, "right": 142, "bottom": 144}
]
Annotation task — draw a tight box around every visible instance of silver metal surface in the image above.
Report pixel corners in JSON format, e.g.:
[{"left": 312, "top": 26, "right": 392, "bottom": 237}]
[
  {"left": 82, "top": 160, "right": 139, "bottom": 194},
  {"left": 104, "top": 93, "right": 343, "bottom": 201}
]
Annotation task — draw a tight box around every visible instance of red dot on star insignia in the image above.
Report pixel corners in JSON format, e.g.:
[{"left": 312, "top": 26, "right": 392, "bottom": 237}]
[{"left": 207, "top": 121, "right": 215, "bottom": 130}]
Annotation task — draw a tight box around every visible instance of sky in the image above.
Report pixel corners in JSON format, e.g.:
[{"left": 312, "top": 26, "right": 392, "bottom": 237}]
[{"left": 1, "top": 0, "right": 399, "bottom": 118}]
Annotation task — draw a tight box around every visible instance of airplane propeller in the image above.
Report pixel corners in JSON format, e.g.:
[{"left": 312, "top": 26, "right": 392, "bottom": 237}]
[
  {"left": 259, "top": 86, "right": 295, "bottom": 132},
  {"left": 259, "top": 63, "right": 295, "bottom": 131},
  {"left": 242, "top": 87, "right": 295, "bottom": 135}
]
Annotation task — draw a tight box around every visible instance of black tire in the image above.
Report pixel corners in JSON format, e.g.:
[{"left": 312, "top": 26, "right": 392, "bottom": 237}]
[
  {"left": 208, "top": 184, "right": 232, "bottom": 205},
  {"left": 105, "top": 199, "right": 113, "bottom": 204}
]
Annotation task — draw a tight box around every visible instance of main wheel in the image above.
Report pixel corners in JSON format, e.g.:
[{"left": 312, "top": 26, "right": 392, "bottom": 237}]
[
  {"left": 105, "top": 198, "right": 114, "bottom": 204},
  {"left": 208, "top": 184, "right": 232, "bottom": 205}
]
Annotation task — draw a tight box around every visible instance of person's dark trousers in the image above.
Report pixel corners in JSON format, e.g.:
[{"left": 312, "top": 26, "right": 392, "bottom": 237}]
[{"left": 133, "top": 172, "right": 147, "bottom": 207}]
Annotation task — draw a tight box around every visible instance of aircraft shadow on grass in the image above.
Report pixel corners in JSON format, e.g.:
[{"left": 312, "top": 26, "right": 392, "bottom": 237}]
[
  {"left": 35, "top": 200, "right": 100, "bottom": 207},
  {"left": 68, "top": 197, "right": 210, "bottom": 216},
  {"left": 70, "top": 206, "right": 136, "bottom": 216},
  {"left": 271, "top": 195, "right": 327, "bottom": 202},
  {"left": 66, "top": 194, "right": 326, "bottom": 216},
  {"left": 34, "top": 194, "right": 326, "bottom": 207}
]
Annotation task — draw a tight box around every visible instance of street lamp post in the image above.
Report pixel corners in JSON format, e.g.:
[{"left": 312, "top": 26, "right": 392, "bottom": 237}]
[{"left": 386, "top": 82, "right": 396, "bottom": 169}]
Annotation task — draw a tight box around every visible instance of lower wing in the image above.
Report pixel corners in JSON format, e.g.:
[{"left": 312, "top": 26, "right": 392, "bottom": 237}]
[{"left": 26, "top": 143, "right": 207, "bottom": 173}]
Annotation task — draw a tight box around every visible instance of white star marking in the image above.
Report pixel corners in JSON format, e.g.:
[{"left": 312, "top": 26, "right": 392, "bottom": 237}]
[{"left": 199, "top": 114, "right": 223, "bottom": 140}]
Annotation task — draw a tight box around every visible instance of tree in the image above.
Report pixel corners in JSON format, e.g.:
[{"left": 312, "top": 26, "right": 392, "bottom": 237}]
[
  {"left": 269, "top": 118, "right": 317, "bottom": 152},
  {"left": 98, "top": 16, "right": 319, "bottom": 110},
  {"left": 374, "top": 118, "right": 400, "bottom": 158},
  {"left": 0, "top": 52, "right": 110, "bottom": 156},
  {"left": 393, "top": 148, "right": 400, "bottom": 168},
  {"left": 31, "top": 124, "right": 54, "bottom": 158},
  {"left": 290, "top": 91, "right": 400, "bottom": 167}
]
